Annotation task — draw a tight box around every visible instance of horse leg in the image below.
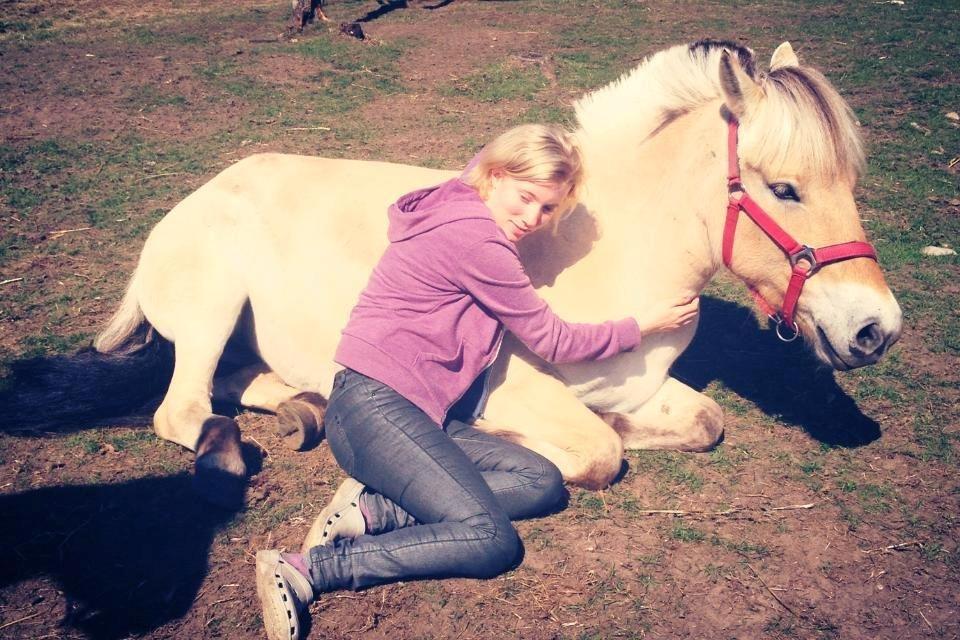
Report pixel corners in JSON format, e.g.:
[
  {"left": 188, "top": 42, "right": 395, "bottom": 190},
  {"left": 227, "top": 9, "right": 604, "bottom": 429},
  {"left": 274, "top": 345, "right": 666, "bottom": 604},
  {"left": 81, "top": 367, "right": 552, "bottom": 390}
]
[
  {"left": 477, "top": 358, "right": 624, "bottom": 490},
  {"left": 601, "top": 376, "right": 724, "bottom": 451},
  {"left": 213, "top": 363, "right": 326, "bottom": 450},
  {"left": 154, "top": 335, "right": 248, "bottom": 509}
]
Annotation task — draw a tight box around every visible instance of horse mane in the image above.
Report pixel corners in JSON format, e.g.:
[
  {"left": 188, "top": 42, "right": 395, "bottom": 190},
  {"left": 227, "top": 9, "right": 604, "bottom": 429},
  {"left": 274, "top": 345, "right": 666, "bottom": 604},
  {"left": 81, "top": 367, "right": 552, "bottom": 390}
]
[{"left": 574, "top": 39, "right": 864, "bottom": 181}]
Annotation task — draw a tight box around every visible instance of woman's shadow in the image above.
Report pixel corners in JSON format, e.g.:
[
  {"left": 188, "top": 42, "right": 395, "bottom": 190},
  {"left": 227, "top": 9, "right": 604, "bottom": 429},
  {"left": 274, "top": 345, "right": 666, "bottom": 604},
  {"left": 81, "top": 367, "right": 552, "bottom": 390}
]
[
  {"left": 671, "top": 296, "right": 881, "bottom": 447},
  {"left": 0, "top": 473, "right": 239, "bottom": 639}
]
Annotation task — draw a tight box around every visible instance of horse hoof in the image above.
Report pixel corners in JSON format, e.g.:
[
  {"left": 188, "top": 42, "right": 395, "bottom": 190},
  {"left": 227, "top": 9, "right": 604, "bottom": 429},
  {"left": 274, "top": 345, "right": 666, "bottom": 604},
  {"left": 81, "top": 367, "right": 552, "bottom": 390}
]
[
  {"left": 275, "top": 392, "right": 326, "bottom": 451},
  {"left": 194, "top": 416, "right": 247, "bottom": 509}
]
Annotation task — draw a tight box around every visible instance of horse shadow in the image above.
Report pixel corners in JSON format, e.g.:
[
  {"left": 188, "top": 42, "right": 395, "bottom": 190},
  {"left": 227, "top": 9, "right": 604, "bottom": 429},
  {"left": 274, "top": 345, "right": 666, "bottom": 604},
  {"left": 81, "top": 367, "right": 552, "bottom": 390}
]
[
  {"left": 672, "top": 296, "right": 881, "bottom": 447},
  {"left": 0, "top": 473, "right": 239, "bottom": 639}
]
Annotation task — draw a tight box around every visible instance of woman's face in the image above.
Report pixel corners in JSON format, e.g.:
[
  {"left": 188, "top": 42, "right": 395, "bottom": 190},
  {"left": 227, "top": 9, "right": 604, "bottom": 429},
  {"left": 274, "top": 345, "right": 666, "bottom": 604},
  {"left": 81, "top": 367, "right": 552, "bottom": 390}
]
[{"left": 484, "top": 171, "right": 570, "bottom": 242}]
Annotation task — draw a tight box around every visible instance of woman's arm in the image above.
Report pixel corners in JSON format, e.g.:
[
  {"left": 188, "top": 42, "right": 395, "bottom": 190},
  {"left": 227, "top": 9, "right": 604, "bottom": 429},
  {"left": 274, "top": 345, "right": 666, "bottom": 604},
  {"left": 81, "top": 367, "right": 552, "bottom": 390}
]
[{"left": 455, "top": 238, "right": 639, "bottom": 363}]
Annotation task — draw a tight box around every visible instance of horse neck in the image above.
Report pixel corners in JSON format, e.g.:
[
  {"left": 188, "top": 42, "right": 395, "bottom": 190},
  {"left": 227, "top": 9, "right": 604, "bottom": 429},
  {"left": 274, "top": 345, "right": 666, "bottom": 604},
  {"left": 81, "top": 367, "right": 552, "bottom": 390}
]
[{"left": 573, "top": 103, "right": 729, "bottom": 305}]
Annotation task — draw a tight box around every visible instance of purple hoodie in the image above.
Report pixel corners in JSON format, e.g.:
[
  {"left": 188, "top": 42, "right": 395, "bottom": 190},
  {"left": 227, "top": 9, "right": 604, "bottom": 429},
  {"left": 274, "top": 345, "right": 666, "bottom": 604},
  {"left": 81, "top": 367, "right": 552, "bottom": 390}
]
[{"left": 334, "top": 172, "right": 641, "bottom": 425}]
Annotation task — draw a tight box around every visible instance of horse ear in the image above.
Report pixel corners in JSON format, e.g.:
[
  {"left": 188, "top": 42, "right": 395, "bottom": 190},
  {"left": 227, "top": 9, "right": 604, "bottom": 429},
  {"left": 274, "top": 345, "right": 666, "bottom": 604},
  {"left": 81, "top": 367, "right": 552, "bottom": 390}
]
[
  {"left": 770, "top": 42, "right": 799, "bottom": 70},
  {"left": 719, "top": 49, "right": 763, "bottom": 119}
]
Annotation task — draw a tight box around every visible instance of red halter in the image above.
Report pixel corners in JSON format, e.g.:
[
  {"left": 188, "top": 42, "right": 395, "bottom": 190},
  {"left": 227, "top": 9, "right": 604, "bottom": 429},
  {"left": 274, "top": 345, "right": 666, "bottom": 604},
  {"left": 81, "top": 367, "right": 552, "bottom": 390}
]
[{"left": 722, "top": 118, "right": 877, "bottom": 341}]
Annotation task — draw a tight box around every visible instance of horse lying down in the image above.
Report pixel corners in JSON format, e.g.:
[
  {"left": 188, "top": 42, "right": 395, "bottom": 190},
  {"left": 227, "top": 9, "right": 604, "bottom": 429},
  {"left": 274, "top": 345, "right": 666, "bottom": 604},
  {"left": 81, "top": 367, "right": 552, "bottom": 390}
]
[{"left": 2, "top": 40, "right": 902, "bottom": 507}]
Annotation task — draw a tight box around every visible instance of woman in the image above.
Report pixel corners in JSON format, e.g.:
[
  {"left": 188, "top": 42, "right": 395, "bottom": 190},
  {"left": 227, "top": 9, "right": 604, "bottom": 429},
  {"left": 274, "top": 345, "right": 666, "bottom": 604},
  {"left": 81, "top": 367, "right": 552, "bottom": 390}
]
[{"left": 255, "top": 124, "right": 699, "bottom": 640}]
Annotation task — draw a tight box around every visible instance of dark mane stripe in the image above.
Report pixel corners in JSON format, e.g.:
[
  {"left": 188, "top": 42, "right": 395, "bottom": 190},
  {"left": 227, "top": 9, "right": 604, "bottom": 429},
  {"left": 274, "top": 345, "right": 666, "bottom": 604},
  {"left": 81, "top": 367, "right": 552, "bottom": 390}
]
[{"left": 690, "top": 39, "right": 757, "bottom": 78}]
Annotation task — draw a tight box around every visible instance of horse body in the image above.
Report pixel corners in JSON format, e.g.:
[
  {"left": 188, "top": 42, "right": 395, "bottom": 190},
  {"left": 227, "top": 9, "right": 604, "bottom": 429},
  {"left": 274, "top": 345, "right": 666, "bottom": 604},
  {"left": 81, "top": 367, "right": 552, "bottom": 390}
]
[{"left": 88, "top": 40, "right": 900, "bottom": 502}]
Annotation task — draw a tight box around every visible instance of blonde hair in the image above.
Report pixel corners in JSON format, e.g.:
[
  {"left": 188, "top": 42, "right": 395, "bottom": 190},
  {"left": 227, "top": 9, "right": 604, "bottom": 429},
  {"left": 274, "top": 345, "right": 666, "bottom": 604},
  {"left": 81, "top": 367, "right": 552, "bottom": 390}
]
[{"left": 464, "top": 124, "right": 584, "bottom": 223}]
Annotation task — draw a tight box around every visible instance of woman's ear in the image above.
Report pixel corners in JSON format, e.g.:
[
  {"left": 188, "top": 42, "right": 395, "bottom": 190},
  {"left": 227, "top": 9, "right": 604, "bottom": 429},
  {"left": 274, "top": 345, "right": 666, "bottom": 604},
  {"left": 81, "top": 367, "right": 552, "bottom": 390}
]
[{"left": 488, "top": 168, "right": 505, "bottom": 192}]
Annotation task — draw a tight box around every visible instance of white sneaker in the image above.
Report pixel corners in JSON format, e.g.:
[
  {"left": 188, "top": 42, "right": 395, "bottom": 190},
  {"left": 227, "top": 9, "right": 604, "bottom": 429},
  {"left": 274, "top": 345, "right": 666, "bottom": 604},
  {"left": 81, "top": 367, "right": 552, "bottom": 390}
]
[
  {"left": 302, "top": 477, "right": 366, "bottom": 553},
  {"left": 255, "top": 549, "right": 314, "bottom": 640}
]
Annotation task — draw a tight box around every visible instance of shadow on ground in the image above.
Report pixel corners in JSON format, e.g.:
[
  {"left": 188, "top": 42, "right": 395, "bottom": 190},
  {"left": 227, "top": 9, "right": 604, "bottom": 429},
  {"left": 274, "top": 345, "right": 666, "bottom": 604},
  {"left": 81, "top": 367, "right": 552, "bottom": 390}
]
[
  {"left": 0, "top": 473, "right": 239, "bottom": 639},
  {"left": 672, "top": 296, "right": 881, "bottom": 447}
]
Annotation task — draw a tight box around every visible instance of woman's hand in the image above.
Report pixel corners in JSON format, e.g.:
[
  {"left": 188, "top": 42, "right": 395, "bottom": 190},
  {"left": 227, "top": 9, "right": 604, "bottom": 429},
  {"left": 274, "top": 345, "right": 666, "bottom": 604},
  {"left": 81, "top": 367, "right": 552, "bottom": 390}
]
[{"left": 635, "top": 296, "right": 700, "bottom": 335}]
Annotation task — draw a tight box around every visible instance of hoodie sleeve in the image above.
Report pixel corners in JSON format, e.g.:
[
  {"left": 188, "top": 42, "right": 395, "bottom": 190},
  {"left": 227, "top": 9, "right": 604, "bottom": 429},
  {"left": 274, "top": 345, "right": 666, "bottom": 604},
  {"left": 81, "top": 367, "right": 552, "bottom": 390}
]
[{"left": 455, "top": 236, "right": 641, "bottom": 363}]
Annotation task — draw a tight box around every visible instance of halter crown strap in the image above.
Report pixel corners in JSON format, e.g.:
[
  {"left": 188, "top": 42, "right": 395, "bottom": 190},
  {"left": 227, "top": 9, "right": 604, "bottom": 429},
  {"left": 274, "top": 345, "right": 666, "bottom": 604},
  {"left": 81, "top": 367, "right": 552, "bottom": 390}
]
[{"left": 722, "top": 119, "right": 878, "bottom": 337}]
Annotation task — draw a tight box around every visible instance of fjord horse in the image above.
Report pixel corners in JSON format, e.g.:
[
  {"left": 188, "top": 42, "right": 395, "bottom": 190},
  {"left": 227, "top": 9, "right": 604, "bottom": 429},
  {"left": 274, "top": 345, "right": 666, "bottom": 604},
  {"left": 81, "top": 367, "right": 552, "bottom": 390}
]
[{"left": 27, "top": 41, "right": 904, "bottom": 505}]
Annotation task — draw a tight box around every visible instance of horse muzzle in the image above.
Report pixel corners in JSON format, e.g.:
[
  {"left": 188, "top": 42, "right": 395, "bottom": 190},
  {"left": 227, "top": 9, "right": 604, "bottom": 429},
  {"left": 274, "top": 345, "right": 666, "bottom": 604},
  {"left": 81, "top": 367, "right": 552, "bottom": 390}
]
[{"left": 812, "top": 310, "right": 903, "bottom": 371}]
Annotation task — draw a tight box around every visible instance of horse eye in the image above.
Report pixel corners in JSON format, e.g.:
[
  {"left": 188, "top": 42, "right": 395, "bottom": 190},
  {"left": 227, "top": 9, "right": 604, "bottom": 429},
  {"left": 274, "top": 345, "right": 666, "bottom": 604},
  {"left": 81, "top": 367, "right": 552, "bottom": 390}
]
[{"left": 769, "top": 182, "right": 800, "bottom": 202}]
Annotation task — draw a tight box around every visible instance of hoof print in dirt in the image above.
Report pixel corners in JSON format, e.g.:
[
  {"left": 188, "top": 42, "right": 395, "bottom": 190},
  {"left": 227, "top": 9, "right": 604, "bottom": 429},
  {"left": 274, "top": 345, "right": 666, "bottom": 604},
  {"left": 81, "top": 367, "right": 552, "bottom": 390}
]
[{"left": 340, "top": 22, "right": 365, "bottom": 39}]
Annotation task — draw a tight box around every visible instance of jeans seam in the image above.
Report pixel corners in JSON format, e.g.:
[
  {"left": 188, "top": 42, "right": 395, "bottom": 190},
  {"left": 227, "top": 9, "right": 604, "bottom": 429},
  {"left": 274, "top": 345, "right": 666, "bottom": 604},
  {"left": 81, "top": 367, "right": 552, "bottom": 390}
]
[
  {"left": 354, "top": 374, "right": 507, "bottom": 545},
  {"left": 314, "top": 525, "right": 503, "bottom": 565},
  {"left": 447, "top": 434, "right": 550, "bottom": 496}
]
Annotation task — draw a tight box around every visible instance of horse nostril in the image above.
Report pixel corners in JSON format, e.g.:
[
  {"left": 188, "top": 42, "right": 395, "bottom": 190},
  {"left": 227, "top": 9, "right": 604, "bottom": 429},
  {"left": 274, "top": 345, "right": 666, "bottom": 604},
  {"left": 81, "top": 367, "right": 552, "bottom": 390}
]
[{"left": 853, "top": 322, "right": 884, "bottom": 356}]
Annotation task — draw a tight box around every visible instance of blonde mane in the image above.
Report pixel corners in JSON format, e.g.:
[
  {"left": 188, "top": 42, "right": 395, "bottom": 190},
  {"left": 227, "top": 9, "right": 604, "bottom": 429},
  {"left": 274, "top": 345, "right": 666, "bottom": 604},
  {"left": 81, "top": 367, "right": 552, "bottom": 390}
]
[{"left": 574, "top": 40, "right": 864, "bottom": 181}]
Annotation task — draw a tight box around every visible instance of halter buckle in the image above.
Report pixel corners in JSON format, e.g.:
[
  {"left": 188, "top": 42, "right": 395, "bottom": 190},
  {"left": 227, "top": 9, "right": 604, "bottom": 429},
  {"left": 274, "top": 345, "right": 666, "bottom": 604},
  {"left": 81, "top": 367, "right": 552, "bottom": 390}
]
[{"left": 789, "top": 245, "right": 819, "bottom": 275}]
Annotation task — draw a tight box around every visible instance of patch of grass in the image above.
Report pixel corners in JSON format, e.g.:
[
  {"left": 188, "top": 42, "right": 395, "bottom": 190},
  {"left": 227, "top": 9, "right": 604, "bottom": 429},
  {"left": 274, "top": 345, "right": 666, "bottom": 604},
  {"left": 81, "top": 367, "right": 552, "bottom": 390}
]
[
  {"left": 106, "top": 429, "right": 155, "bottom": 453},
  {"left": 571, "top": 490, "right": 606, "bottom": 518},
  {"left": 913, "top": 411, "right": 956, "bottom": 463},
  {"left": 0, "top": 18, "right": 56, "bottom": 41},
  {"left": 670, "top": 522, "right": 705, "bottom": 543},
  {"left": 799, "top": 459, "right": 823, "bottom": 475},
  {"left": 856, "top": 483, "right": 895, "bottom": 514},
  {"left": 632, "top": 451, "right": 705, "bottom": 494},
  {"left": 704, "top": 381, "right": 752, "bottom": 417},
  {"left": 921, "top": 542, "right": 944, "bottom": 562},
  {"left": 18, "top": 331, "right": 90, "bottom": 358},
  {"left": 64, "top": 433, "right": 102, "bottom": 455},
  {"left": 288, "top": 35, "right": 407, "bottom": 116},
  {"left": 123, "top": 84, "right": 189, "bottom": 113},
  {"left": 442, "top": 62, "right": 547, "bottom": 103},
  {"left": 837, "top": 478, "right": 857, "bottom": 493},
  {"left": 123, "top": 25, "right": 163, "bottom": 46},
  {"left": 520, "top": 103, "right": 575, "bottom": 127},
  {"left": 712, "top": 535, "right": 770, "bottom": 558}
]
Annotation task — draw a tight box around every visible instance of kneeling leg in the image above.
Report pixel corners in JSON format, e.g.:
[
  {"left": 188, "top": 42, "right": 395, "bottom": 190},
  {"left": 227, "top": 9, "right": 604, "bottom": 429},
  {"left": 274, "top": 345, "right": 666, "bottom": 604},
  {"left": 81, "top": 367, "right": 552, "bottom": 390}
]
[
  {"left": 602, "top": 376, "right": 724, "bottom": 451},
  {"left": 478, "top": 356, "right": 624, "bottom": 490},
  {"left": 213, "top": 363, "right": 325, "bottom": 450}
]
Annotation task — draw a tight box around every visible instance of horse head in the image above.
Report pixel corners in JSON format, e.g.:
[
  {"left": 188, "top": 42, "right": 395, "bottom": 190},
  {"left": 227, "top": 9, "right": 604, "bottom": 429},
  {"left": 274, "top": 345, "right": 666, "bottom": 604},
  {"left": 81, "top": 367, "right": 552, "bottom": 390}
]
[{"left": 716, "top": 42, "right": 902, "bottom": 370}]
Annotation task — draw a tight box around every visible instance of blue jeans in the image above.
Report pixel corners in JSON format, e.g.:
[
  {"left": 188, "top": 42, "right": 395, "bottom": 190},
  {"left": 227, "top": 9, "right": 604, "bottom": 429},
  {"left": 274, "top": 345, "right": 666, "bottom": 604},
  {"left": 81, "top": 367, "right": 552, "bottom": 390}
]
[{"left": 307, "top": 368, "right": 566, "bottom": 592}]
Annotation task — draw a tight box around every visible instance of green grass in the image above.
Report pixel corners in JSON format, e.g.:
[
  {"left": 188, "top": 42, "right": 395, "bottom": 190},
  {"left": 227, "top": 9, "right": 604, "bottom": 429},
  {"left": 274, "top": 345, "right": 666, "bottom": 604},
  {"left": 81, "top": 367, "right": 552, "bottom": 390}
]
[
  {"left": 571, "top": 490, "right": 606, "bottom": 518},
  {"left": 442, "top": 62, "right": 548, "bottom": 103},
  {"left": 670, "top": 522, "right": 705, "bottom": 543},
  {"left": 712, "top": 535, "right": 770, "bottom": 558},
  {"left": 632, "top": 451, "right": 705, "bottom": 493},
  {"left": 18, "top": 331, "right": 91, "bottom": 358}
]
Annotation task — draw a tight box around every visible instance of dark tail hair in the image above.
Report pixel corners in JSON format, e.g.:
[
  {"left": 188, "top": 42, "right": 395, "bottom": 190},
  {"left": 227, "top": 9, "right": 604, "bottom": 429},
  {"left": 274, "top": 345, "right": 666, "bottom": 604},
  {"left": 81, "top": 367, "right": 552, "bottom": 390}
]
[{"left": 0, "top": 282, "right": 174, "bottom": 430}]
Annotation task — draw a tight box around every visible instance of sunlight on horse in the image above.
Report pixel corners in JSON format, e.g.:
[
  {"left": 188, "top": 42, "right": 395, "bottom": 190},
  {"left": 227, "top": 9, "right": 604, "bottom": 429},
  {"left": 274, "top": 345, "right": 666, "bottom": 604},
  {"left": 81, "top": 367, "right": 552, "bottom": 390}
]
[{"left": 86, "top": 40, "right": 901, "bottom": 503}]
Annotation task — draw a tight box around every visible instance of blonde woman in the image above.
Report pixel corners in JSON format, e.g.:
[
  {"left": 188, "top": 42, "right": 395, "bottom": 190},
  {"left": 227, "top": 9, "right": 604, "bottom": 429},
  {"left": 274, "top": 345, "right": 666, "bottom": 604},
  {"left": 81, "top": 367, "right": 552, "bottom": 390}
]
[{"left": 255, "top": 124, "right": 698, "bottom": 640}]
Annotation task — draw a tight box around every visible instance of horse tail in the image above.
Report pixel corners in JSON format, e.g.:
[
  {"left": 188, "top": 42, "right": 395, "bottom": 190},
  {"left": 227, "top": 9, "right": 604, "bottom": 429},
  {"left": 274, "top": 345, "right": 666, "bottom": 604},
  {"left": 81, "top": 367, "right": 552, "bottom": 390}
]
[
  {"left": 93, "top": 274, "right": 146, "bottom": 355},
  {"left": 0, "top": 271, "right": 174, "bottom": 430}
]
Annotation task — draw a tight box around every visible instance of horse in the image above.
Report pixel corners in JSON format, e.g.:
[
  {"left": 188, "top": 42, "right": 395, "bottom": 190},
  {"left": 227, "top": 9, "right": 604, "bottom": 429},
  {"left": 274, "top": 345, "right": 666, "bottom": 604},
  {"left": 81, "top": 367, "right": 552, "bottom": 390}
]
[{"left": 4, "top": 40, "right": 902, "bottom": 507}]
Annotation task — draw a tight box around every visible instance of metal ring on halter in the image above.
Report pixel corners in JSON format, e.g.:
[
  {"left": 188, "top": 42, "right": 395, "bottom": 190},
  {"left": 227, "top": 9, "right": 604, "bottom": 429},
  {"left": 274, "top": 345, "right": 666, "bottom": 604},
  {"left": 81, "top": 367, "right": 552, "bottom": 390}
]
[
  {"left": 789, "top": 245, "right": 819, "bottom": 275},
  {"left": 774, "top": 317, "right": 801, "bottom": 342}
]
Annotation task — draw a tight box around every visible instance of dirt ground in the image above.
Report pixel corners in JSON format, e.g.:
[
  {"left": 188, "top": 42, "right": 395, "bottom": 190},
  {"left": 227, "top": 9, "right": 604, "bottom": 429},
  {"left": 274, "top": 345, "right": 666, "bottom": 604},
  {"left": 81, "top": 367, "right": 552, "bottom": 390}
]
[{"left": 1, "top": 1, "right": 958, "bottom": 639}]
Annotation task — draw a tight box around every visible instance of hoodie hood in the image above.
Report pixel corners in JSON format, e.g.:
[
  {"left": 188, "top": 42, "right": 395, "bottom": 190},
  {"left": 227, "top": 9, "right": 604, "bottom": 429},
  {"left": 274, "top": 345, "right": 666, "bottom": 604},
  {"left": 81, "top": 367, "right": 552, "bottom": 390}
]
[
  {"left": 387, "top": 177, "right": 494, "bottom": 242},
  {"left": 387, "top": 155, "right": 494, "bottom": 242}
]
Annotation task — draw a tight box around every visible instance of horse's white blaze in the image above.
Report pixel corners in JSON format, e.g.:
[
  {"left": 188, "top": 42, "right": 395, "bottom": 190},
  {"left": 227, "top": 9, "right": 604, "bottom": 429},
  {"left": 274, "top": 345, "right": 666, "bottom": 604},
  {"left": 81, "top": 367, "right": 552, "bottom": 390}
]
[{"left": 101, "top": 41, "right": 902, "bottom": 487}]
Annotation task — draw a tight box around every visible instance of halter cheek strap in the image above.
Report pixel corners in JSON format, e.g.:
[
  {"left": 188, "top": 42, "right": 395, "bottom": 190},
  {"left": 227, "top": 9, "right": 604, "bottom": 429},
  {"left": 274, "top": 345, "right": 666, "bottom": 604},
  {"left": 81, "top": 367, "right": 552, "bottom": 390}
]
[{"left": 722, "top": 119, "right": 877, "bottom": 341}]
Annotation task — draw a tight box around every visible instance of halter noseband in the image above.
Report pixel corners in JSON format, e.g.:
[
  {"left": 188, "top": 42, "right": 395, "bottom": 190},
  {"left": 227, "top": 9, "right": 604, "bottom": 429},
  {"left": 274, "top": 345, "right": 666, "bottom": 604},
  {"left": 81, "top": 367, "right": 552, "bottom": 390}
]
[{"left": 722, "top": 118, "right": 877, "bottom": 341}]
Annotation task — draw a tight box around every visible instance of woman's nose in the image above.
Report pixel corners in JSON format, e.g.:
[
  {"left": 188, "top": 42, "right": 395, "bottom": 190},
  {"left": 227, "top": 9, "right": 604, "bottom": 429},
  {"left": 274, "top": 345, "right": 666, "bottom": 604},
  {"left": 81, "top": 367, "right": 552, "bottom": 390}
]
[{"left": 522, "top": 207, "right": 541, "bottom": 228}]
